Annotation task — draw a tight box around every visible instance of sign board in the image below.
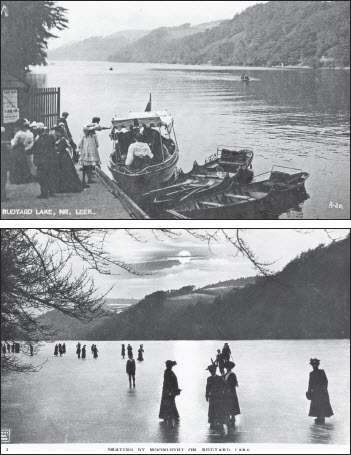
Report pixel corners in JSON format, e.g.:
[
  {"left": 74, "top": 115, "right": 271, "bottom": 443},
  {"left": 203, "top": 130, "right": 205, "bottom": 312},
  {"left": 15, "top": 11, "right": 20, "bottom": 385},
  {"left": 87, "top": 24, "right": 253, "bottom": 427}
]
[{"left": 3, "top": 89, "right": 19, "bottom": 123}]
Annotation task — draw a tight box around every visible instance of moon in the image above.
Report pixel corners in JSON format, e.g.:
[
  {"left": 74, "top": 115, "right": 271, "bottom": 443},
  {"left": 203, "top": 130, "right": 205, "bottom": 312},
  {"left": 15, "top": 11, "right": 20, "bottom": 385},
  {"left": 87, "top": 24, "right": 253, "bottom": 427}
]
[{"left": 177, "top": 250, "right": 192, "bottom": 264}]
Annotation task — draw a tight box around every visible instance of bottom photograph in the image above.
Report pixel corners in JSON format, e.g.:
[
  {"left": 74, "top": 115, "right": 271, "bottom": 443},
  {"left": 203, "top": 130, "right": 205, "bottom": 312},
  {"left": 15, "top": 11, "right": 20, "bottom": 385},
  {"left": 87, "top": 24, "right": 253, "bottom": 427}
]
[{"left": 1, "top": 228, "right": 350, "bottom": 451}]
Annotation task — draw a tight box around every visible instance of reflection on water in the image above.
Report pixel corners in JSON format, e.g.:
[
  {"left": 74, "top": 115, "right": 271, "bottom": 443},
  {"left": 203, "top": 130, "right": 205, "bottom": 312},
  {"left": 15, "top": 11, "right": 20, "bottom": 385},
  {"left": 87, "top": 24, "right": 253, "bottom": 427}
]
[
  {"left": 158, "top": 420, "right": 180, "bottom": 443},
  {"left": 308, "top": 422, "right": 335, "bottom": 445},
  {"left": 26, "top": 62, "right": 350, "bottom": 218}
]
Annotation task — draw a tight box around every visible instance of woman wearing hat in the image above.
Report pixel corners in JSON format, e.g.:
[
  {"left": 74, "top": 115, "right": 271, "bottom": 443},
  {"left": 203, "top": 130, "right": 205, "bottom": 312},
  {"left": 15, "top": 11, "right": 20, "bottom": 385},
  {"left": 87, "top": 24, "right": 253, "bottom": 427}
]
[
  {"left": 205, "top": 364, "right": 226, "bottom": 430},
  {"left": 54, "top": 126, "right": 83, "bottom": 193},
  {"left": 78, "top": 123, "right": 101, "bottom": 185},
  {"left": 159, "top": 360, "right": 181, "bottom": 421},
  {"left": 306, "top": 358, "right": 333, "bottom": 424},
  {"left": 9, "top": 118, "right": 32, "bottom": 184},
  {"left": 223, "top": 361, "right": 241, "bottom": 426}
]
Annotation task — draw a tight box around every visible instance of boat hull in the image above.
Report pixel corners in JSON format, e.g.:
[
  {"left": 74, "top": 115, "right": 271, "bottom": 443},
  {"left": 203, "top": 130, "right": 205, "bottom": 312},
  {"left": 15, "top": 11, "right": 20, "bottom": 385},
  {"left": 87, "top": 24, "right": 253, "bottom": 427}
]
[{"left": 108, "top": 150, "right": 179, "bottom": 203}]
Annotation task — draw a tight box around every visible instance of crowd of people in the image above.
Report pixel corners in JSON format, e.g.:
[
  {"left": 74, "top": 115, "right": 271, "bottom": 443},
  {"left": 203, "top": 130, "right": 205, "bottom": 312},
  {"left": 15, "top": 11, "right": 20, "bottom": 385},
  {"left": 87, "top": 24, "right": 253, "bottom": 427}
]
[
  {"left": 2, "top": 342, "right": 34, "bottom": 356},
  {"left": 1, "top": 113, "right": 109, "bottom": 201}
]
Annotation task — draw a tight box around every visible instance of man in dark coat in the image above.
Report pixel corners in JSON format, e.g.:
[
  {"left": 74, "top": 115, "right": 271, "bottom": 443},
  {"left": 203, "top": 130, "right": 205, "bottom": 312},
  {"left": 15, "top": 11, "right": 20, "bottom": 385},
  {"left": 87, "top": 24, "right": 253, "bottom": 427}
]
[
  {"left": 206, "top": 364, "right": 226, "bottom": 429},
  {"left": 31, "top": 123, "right": 58, "bottom": 198},
  {"left": 159, "top": 360, "right": 181, "bottom": 421},
  {"left": 307, "top": 358, "right": 333, "bottom": 424},
  {"left": 126, "top": 354, "right": 136, "bottom": 387}
]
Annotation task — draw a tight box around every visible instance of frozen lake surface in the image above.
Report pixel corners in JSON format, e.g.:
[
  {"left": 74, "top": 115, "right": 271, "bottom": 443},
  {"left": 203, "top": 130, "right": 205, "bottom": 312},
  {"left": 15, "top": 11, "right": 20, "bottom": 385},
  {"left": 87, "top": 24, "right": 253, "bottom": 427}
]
[{"left": 1, "top": 340, "right": 349, "bottom": 444}]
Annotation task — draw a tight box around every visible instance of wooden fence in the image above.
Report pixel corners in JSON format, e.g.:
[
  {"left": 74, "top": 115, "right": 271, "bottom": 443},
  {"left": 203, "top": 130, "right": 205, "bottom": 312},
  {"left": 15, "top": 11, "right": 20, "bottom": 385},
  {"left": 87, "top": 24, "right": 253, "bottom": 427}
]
[{"left": 28, "top": 87, "right": 60, "bottom": 130}]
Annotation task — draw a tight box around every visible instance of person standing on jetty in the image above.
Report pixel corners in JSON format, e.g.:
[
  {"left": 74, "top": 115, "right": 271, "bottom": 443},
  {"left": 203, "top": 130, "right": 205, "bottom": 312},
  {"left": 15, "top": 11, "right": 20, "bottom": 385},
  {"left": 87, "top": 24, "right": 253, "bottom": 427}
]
[
  {"left": 223, "top": 361, "right": 240, "bottom": 426},
  {"left": 58, "top": 112, "right": 79, "bottom": 163},
  {"left": 54, "top": 125, "right": 83, "bottom": 193},
  {"left": 9, "top": 118, "right": 31, "bottom": 184},
  {"left": 159, "top": 360, "right": 181, "bottom": 422},
  {"left": 306, "top": 358, "right": 333, "bottom": 424},
  {"left": 76, "top": 342, "right": 81, "bottom": 359},
  {"left": 1, "top": 126, "right": 12, "bottom": 201},
  {"left": 137, "top": 344, "right": 144, "bottom": 362},
  {"left": 54, "top": 344, "right": 58, "bottom": 356},
  {"left": 78, "top": 117, "right": 109, "bottom": 185},
  {"left": 205, "top": 364, "right": 226, "bottom": 430},
  {"left": 126, "top": 354, "right": 136, "bottom": 387},
  {"left": 93, "top": 345, "right": 99, "bottom": 359},
  {"left": 127, "top": 344, "right": 133, "bottom": 358},
  {"left": 59, "top": 343, "right": 63, "bottom": 356},
  {"left": 121, "top": 344, "right": 126, "bottom": 359},
  {"left": 62, "top": 343, "right": 66, "bottom": 354},
  {"left": 31, "top": 122, "right": 58, "bottom": 198},
  {"left": 82, "top": 345, "right": 86, "bottom": 360}
]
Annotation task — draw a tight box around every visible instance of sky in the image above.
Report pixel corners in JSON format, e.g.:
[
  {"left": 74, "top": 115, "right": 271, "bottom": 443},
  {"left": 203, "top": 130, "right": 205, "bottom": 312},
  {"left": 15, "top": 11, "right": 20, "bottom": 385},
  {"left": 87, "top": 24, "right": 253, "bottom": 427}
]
[
  {"left": 49, "top": 1, "right": 266, "bottom": 49},
  {"left": 77, "top": 229, "right": 349, "bottom": 300}
]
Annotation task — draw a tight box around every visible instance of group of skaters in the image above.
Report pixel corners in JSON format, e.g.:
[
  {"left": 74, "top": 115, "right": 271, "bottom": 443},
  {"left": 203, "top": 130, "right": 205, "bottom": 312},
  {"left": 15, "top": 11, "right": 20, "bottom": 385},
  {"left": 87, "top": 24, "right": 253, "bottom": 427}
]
[
  {"left": 75, "top": 342, "right": 99, "bottom": 359},
  {"left": 53, "top": 342, "right": 66, "bottom": 356},
  {"left": 1, "top": 112, "right": 109, "bottom": 201},
  {"left": 2, "top": 342, "right": 33, "bottom": 356},
  {"left": 121, "top": 344, "right": 144, "bottom": 387},
  {"left": 158, "top": 345, "right": 334, "bottom": 431}
]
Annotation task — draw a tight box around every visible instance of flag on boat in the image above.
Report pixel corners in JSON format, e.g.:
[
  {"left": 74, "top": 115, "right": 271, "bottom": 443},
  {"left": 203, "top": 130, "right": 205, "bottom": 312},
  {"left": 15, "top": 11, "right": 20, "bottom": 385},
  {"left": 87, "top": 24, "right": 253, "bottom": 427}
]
[{"left": 145, "top": 93, "right": 152, "bottom": 112}]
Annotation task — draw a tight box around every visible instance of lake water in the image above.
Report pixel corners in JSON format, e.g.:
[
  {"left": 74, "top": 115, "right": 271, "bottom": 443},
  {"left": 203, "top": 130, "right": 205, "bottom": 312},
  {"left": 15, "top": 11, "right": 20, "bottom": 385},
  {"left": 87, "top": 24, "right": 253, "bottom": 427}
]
[
  {"left": 1, "top": 340, "right": 349, "bottom": 445},
  {"left": 27, "top": 61, "right": 350, "bottom": 219}
]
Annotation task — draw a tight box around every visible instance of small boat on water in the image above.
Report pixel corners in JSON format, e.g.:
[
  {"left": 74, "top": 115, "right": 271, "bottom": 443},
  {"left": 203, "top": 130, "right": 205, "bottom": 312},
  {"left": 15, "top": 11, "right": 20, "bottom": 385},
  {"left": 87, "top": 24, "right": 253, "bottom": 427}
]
[
  {"left": 108, "top": 111, "right": 179, "bottom": 201},
  {"left": 167, "top": 180, "right": 272, "bottom": 219},
  {"left": 109, "top": 67, "right": 114, "bottom": 70},
  {"left": 200, "top": 145, "right": 254, "bottom": 175},
  {"left": 144, "top": 171, "right": 233, "bottom": 211},
  {"left": 166, "top": 165, "right": 309, "bottom": 219},
  {"left": 241, "top": 74, "right": 250, "bottom": 81}
]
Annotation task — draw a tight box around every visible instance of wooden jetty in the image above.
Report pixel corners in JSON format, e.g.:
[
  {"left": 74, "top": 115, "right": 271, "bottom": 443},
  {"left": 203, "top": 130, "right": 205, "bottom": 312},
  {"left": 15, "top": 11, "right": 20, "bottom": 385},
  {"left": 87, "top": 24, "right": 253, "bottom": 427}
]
[{"left": 1, "top": 166, "right": 149, "bottom": 220}]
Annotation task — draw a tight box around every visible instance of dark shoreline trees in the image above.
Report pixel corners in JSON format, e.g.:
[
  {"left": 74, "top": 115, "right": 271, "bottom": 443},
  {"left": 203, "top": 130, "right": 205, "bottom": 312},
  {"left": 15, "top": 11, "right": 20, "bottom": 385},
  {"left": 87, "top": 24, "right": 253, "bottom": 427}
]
[{"left": 1, "top": 1, "right": 68, "bottom": 74}]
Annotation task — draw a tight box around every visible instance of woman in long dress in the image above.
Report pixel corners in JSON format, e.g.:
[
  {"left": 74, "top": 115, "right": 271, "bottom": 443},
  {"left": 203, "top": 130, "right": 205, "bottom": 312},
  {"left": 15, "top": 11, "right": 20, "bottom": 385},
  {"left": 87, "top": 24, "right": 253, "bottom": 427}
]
[
  {"left": 78, "top": 124, "right": 101, "bottom": 184},
  {"left": 206, "top": 364, "right": 226, "bottom": 429},
  {"left": 9, "top": 119, "right": 31, "bottom": 184},
  {"left": 54, "top": 126, "right": 83, "bottom": 193},
  {"left": 137, "top": 344, "right": 144, "bottom": 361},
  {"left": 159, "top": 360, "right": 181, "bottom": 421},
  {"left": 307, "top": 358, "right": 333, "bottom": 424},
  {"left": 223, "top": 361, "right": 241, "bottom": 426}
]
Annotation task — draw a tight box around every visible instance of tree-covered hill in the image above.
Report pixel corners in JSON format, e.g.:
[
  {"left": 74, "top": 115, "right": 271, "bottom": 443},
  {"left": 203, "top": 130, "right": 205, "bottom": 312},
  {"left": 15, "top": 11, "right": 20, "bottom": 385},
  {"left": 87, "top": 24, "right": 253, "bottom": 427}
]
[
  {"left": 109, "top": 1, "right": 350, "bottom": 67},
  {"left": 39, "top": 235, "right": 350, "bottom": 340}
]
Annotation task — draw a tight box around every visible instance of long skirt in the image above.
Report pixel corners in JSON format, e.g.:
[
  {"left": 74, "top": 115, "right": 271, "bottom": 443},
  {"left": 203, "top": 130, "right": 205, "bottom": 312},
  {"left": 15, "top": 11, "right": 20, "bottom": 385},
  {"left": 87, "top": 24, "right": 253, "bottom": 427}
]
[
  {"left": 9, "top": 146, "right": 31, "bottom": 184},
  {"left": 309, "top": 391, "right": 333, "bottom": 418},
  {"left": 225, "top": 390, "right": 241, "bottom": 418},
  {"left": 208, "top": 397, "right": 226, "bottom": 425},
  {"left": 57, "top": 150, "right": 83, "bottom": 193},
  {"left": 159, "top": 393, "right": 179, "bottom": 420}
]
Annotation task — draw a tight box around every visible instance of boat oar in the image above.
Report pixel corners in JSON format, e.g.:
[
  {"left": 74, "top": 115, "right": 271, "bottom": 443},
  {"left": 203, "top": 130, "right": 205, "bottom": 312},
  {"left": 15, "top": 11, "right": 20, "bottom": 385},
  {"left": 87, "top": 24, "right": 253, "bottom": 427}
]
[
  {"left": 142, "top": 179, "right": 194, "bottom": 197},
  {"left": 179, "top": 180, "right": 215, "bottom": 202}
]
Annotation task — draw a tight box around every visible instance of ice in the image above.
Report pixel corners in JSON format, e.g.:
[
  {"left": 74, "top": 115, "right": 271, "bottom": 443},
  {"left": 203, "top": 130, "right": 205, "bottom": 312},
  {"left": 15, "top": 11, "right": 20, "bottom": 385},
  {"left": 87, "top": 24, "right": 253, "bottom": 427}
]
[{"left": 1, "top": 339, "right": 349, "bottom": 444}]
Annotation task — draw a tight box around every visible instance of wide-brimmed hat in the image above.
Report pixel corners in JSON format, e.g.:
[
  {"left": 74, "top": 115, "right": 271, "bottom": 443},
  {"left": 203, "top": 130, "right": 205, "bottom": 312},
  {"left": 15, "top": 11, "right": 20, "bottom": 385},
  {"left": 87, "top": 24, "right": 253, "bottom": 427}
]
[
  {"left": 206, "top": 364, "right": 217, "bottom": 372},
  {"left": 165, "top": 360, "right": 177, "bottom": 367},
  {"left": 225, "top": 361, "right": 235, "bottom": 369},
  {"left": 36, "top": 122, "right": 46, "bottom": 129},
  {"left": 309, "top": 358, "right": 320, "bottom": 366},
  {"left": 62, "top": 112, "right": 69, "bottom": 116}
]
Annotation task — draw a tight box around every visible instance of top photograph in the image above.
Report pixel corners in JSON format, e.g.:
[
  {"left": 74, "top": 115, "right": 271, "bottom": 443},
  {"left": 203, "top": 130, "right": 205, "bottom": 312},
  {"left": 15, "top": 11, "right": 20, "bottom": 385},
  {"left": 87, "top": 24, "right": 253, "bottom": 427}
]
[{"left": 1, "top": 0, "right": 350, "bottom": 220}]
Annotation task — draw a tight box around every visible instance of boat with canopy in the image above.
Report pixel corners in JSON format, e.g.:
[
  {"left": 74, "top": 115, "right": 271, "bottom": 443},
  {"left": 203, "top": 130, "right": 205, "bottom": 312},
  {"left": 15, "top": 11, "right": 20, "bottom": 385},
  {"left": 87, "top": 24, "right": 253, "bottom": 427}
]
[{"left": 108, "top": 110, "right": 179, "bottom": 201}]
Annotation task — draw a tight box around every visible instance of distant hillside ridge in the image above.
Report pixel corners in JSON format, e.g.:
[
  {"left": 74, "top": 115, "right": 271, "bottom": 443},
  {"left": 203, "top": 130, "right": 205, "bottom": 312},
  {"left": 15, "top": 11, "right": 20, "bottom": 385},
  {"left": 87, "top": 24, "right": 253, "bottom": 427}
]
[
  {"left": 83, "top": 235, "right": 350, "bottom": 340},
  {"left": 48, "top": 20, "right": 223, "bottom": 62},
  {"left": 109, "top": 1, "right": 350, "bottom": 67}
]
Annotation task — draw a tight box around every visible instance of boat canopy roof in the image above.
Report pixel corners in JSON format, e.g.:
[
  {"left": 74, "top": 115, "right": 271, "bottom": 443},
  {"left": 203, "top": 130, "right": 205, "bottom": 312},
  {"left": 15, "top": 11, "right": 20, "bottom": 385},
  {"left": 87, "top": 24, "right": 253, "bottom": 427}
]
[{"left": 111, "top": 111, "right": 174, "bottom": 131}]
